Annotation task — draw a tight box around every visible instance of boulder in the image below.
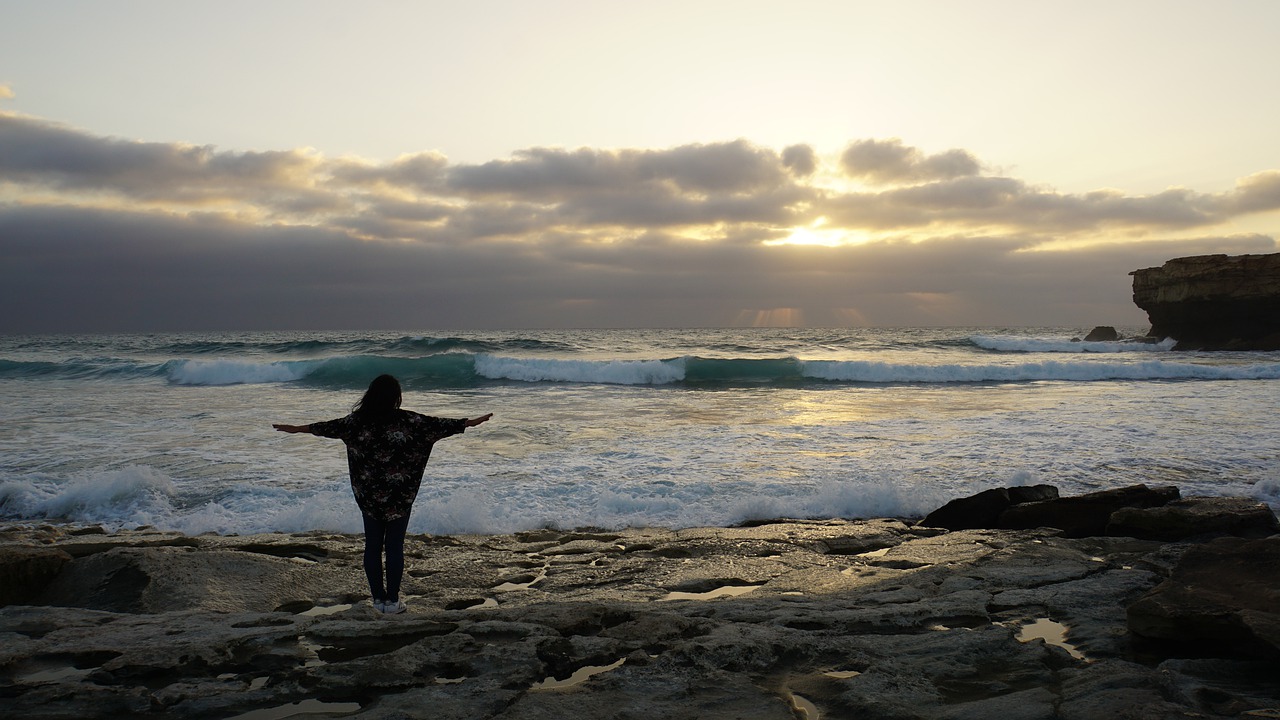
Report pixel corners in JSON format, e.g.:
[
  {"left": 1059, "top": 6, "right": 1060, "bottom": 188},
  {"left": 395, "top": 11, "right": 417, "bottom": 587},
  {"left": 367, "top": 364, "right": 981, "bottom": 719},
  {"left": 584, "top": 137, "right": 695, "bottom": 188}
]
[
  {"left": 920, "top": 488, "right": 1011, "bottom": 531},
  {"left": 1131, "top": 253, "right": 1280, "bottom": 350},
  {"left": 997, "top": 484, "right": 1179, "bottom": 538},
  {"left": 1083, "top": 326, "right": 1119, "bottom": 342},
  {"left": 1127, "top": 536, "right": 1280, "bottom": 659},
  {"left": 919, "top": 485, "right": 1059, "bottom": 531},
  {"left": 1008, "top": 485, "right": 1060, "bottom": 505},
  {"left": 1106, "top": 497, "right": 1280, "bottom": 541}
]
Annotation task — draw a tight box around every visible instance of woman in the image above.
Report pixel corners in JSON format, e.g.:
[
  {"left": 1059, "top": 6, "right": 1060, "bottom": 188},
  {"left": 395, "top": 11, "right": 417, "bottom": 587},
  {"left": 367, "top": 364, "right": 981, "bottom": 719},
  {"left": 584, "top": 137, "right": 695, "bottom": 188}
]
[{"left": 274, "top": 374, "right": 492, "bottom": 614}]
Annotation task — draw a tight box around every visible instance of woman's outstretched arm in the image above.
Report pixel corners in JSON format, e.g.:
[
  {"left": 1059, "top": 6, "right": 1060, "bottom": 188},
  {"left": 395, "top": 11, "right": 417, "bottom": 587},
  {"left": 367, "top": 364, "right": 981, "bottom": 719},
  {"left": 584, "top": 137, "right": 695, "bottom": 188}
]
[
  {"left": 465, "top": 414, "right": 493, "bottom": 427},
  {"left": 273, "top": 423, "right": 312, "bottom": 433}
]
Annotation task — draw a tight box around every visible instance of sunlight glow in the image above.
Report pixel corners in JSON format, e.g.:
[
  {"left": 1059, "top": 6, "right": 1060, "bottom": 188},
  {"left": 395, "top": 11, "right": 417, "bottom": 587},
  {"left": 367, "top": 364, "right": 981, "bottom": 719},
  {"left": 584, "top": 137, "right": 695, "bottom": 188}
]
[
  {"left": 735, "top": 308, "right": 805, "bottom": 327},
  {"left": 765, "top": 218, "right": 871, "bottom": 247}
]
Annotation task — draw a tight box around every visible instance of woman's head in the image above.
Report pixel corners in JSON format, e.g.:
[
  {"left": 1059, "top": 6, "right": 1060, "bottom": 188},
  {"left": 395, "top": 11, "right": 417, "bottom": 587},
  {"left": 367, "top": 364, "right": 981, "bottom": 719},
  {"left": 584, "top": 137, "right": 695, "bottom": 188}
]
[{"left": 353, "top": 374, "right": 402, "bottom": 416}]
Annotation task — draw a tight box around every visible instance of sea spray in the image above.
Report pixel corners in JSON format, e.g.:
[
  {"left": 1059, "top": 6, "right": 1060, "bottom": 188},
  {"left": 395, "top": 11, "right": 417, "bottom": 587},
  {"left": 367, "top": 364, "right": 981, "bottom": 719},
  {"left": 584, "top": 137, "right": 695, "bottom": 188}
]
[{"left": 1, "top": 467, "right": 177, "bottom": 526}]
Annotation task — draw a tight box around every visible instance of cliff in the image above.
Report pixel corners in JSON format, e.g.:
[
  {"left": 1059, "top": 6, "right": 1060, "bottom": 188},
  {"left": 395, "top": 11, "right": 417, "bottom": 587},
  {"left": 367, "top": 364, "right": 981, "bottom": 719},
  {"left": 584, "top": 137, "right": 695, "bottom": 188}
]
[{"left": 1131, "top": 252, "right": 1280, "bottom": 350}]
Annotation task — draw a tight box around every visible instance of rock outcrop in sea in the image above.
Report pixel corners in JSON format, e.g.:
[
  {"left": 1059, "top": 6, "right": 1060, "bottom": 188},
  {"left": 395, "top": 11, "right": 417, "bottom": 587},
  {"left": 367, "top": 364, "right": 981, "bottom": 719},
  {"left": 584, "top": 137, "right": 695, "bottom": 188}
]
[
  {"left": 1081, "top": 325, "right": 1119, "bottom": 342},
  {"left": 1131, "top": 252, "right": 1280, "bottom": 350},
  {"left": 2, "top": 485, "right": 1277, "bottom": 719}
]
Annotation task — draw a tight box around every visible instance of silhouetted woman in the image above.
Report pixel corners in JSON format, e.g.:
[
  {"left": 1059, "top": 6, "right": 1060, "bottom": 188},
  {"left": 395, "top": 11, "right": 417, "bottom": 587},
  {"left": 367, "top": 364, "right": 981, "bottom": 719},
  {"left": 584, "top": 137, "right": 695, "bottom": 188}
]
[{"left": 274, "top": 374, "right": 492, "bottom": 614}]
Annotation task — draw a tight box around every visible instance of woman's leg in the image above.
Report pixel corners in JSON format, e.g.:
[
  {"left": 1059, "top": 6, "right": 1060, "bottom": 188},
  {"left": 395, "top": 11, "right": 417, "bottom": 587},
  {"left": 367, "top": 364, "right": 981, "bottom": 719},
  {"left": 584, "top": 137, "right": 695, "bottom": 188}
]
[
  {"left": 383, "top": 515, "right": 411, "bottom": 602},
  {"left": 361, "top": 513, "right": 387, "bottom": 602}
]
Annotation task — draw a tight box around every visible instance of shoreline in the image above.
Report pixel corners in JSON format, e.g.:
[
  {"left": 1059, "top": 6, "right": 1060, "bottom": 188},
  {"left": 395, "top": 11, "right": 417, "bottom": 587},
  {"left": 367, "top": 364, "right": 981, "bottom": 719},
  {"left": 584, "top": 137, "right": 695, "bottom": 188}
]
[{"left": 3, "top": 518, "right": 1278, "bottom": 718}]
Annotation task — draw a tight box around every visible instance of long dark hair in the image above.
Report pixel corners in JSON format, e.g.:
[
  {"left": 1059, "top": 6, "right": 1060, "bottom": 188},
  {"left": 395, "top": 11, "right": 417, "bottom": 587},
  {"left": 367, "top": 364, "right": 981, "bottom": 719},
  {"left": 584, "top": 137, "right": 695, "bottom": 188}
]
[{"left": 352, "top": 374, "right": 402, "bottom": 417}]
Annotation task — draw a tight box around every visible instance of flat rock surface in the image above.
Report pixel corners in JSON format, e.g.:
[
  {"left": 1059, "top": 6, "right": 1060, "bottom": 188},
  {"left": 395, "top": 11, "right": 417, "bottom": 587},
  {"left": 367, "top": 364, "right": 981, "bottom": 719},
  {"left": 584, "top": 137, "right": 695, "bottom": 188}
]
[{"left": 2, "top": 520, "right": 1278, "bottom": 719}]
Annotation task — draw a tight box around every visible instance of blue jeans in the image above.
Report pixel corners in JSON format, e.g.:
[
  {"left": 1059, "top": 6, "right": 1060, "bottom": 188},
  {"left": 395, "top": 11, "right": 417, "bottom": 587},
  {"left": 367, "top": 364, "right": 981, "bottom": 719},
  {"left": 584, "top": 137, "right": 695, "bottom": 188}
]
[{"left": 361, "top": 513, "right": 410, "bottom": 603}]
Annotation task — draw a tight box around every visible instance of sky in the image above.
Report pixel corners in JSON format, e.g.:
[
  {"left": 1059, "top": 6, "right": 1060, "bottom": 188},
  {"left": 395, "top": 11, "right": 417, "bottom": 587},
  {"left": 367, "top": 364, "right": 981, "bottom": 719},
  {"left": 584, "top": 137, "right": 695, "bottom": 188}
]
[{"left": 2, "top": 0, "right": 1279, "bottom": 332}]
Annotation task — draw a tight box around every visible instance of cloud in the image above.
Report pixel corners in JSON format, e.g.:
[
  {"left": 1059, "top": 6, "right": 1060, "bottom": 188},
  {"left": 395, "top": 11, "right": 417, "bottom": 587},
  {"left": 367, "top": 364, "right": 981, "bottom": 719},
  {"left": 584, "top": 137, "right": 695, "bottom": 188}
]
[
  {"left": 0, "top": 85, "right": 14, "bottom": 100},
  {"left": 0, "top": 112, "right": 336, "bottom": 213},
  {"left": 782, "top": 144, "right": 816, "bottom": 176},
  {"left": 3, "top": 112, "right": 1268, "bottom": 239},
  {"left": 840, "top": 138, "right": 982, "bottom": 185},
  {"left": 330, "top": 152, "right": 449, "bottom": 193},
  {"left": 1, "top": 110, "right": 1278, "bottom": 332},
  {"left": 447, "top": 140, "right": 794, "bottom": 197},
  {"left": 1227, "top": 171, "right": 1280, "bottom": 214},
  {"left": 821, "top": 177, "right": 1232, "bottom": 233},
  {"left": 437, "top": 141, "right": 815, "bottom": 232}
]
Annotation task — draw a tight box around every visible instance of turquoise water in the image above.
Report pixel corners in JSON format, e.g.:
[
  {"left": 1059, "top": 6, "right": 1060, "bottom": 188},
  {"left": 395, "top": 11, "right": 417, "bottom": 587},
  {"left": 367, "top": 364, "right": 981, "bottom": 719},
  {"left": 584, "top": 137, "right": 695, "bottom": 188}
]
[{"left": 1, "top": 327, "right": 1277, "bottom": 535}]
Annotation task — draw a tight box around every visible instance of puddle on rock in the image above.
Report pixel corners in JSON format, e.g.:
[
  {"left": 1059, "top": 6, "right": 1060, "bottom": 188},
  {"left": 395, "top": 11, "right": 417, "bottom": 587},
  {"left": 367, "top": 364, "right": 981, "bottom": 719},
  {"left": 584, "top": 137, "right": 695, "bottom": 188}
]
[
  {"left": 298, "top": 636, "right": 328, "bottom": 668},
  {"left": 1017, "top": 618, "right": 1087, "bottom": 660},
  {"left": 788, "top": 691, "right": 820, "bottom": 720},
  {"left": 661, "top": 583, "right": 762, "bottom": 601},
  {"left": 494, "top": 564, "right": 548, "bottom": 592},
  {"left": 223, "top": 698, "right": 362, "bottom": 720},
  {"left": 18, "top": 665, "right": 94, "bottom": 684},
  {"left": 299, "top": 625, "right": 453, "bottom": 666},
  {"left": 532, "top": 658, "right": 626, "bottom": 690},
  {"left": 446, "top": 597, "right": 498, "bottom": 610},
  {"left": 298, "top": 603, "right": 353, "bottom": 617},
  {"left": 218, "top": 673, "right": 271, "bottom": 690},
  {"left": 16, "top": 651, "right": 120, "bottom": 685},
  {"left": 824, "top": 669, "right": 862, "bottom": 679}
]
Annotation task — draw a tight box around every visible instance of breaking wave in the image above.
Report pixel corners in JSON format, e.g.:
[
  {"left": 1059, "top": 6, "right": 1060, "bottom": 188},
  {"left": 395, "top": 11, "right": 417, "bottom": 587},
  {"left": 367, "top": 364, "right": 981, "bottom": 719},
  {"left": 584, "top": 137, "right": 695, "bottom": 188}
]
[{"left": 3, "top": 352, "right": 1279, "bottom": 387}]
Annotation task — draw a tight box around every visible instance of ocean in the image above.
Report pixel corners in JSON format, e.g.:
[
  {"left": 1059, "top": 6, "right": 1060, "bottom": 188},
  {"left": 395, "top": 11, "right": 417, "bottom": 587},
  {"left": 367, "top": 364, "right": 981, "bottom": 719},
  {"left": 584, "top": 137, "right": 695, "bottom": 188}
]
[{"left": 1, "top": 328, "right": 1277, "bottom": 536}]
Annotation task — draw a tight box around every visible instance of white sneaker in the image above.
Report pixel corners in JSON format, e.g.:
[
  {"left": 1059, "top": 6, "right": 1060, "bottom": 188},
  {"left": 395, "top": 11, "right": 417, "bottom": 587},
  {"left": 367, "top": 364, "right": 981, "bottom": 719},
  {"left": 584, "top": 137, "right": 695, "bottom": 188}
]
[
  {"left": 372, "top": 599, "right": 386, "bottom": 612},
  {"left": 381, "top": 599, "right": 406, "bottom": 614}
]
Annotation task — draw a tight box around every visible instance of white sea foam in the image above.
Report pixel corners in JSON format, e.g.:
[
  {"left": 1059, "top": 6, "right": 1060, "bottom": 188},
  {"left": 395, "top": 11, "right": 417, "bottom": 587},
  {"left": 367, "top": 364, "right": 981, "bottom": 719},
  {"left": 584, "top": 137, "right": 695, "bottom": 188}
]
[
  {"left": 0, "top": 467, "right": 177, "bottom": 526},
  {"left": 4, "top": 453, "right": 1275, "bottom": 536},
  {"left": 971, "top": 335, "right": 1178, "bottom": 353},
  {"left": 409, "top": 474, "right": 949, "bottom": 535},
  {"left": 0, "top": 466, "right": 948, "bottom": 535},
  {"left": 266, "top": 488, "right": 365, "bottom": 534},
  {"left": 800, "top": 358, "right": 1280, "bottom": 383},
  {"left": 474, "top": 355, "right": 685, "bottom": 385},
  {"left": 1253, "top": 478, "right": 1280, "bottom": 505}
]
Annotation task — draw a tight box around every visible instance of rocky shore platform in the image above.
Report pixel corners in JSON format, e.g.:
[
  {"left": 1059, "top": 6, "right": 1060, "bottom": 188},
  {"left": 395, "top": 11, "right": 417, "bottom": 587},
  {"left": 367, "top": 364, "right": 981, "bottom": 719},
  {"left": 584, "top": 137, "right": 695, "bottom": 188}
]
[{"left": 3, "top": 489, "right": 1278, "bottom": 719}]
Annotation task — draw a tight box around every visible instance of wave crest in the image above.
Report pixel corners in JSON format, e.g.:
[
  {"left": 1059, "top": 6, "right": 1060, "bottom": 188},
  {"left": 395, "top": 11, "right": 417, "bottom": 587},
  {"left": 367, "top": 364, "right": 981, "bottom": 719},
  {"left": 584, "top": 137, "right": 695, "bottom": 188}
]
[
  {"left": 474, "top": 355, "right": 686, "bottom": 385},
  {"left": 971, "top": 335, "right": 1177, "bottom": 353}
]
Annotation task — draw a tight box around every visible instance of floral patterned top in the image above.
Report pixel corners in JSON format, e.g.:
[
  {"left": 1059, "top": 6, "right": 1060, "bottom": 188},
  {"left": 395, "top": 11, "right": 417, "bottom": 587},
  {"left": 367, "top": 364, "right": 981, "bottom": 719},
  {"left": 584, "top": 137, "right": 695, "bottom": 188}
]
[{"left": 309, "top": 410, "right": 468, "bottom": 522}]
